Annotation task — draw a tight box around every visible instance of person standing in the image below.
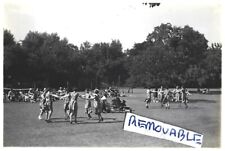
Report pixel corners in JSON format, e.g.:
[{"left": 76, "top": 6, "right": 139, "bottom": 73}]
[
  {"left": 33, "top": 88, "right": 40, "bottom": 102},
  {"left": 68, "top": 88, "right": 81, "bottom": 124},
  {"left": 158, "top": 86, "right": 164, "bottom": 104},
  {"left": 45, "top": 89, "right": 53, "bottom": 122},
  {"left": 93, "top": 89, "right": 103, "bottom": 122},
  {"left": 38, "top": 88, "right": 47, "bottom": 120},
  {"left": 38, "top": 88, "right": 53, "bottom": 122},
  {"left": 162, "top": 87, "right": 171, "bottom": 109},
  {"left": 174, "top": 86, "right": 180, "bottom": 102},
  {"left": 101, "top": 93, "right": 108, "bottom": 113},
  {"left": 84, "top": 89, "right": 92, "bottom": 119},
  {"left": 8, "top": 88, "right": 15, "bottom": 102},
  {"left": 181, "top": 87, "right": 190, "bottom": 109},
  {"left": 145, "top": 88, "right": 151, "bottom": 108},
  {"left": 61, "top": 91, "right": 70, "bottom": 119}
]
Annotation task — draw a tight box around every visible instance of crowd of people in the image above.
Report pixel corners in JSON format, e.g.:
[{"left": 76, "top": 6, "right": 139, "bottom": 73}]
[
  {"left": 4, "top": 87, "right": 114, "bottom": 123},
  {"left": 4, "top": 86, "right": 128, "bottom": 103},
  {"left": 37, "top": 88, "right": 105, "bottom": 123},
  {"left": 4, "top": 87, "right": 66, "bottom": 103},
  {"left": 4, "top": 85, "right": 195, "bottom": 123},
  {"left": 145, "top": 86, "right": 191, "bottom": 109},
  {"left": 103, "top": 87, "right": 126, "bottom": 97}
]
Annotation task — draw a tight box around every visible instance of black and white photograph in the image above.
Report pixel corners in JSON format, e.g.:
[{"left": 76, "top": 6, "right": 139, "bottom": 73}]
[{"left": 2, "top": 0, "right": 223, "bottom": 148}]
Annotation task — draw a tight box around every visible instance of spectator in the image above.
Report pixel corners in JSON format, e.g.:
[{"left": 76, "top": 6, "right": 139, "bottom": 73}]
[{"left": 8, "top": 88, "right": 15, "bottom": 102}]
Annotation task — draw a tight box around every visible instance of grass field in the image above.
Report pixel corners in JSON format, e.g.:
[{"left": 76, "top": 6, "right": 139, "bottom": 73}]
[{"left": 3, "top": 88, "right": 221, "bottom": 147}]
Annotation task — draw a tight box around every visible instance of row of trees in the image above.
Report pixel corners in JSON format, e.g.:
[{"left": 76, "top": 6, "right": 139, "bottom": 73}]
[
  {"left": 4, "top": 30, "right": 128, "bottom": 89},
  {"left": 4, "top": 23, "right": 221, "bottom": 89},
  {"left": 126, "top": 23, "right": 221, "bottom": 88}
]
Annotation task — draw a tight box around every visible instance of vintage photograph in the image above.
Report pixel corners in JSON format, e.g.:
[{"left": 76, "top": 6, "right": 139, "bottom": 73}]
[{"left": 2, "top": 0, "right": 222, "bottom": 148}]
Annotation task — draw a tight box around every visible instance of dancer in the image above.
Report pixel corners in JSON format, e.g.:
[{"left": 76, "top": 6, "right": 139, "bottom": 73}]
[
  {"left": 93, "top": 89, "right": 103, "bottom": 122},
  {"left": 84, "top": 89, "right": 93, "bottom": 119}
]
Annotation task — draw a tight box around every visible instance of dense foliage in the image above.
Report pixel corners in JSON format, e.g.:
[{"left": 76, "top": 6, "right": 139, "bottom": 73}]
[{"left": 3, "top": 23, "right": 221, "bottom": 89}]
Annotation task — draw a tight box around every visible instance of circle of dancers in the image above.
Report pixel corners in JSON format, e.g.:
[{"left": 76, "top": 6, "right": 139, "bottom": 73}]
[
  {"left": 38, "top": 88, "right": 105, "bottom": 124},
  {"left": 145, "top": 86, "right": 191, "bottom": 109},
  {"left": 4, "top": 86, "right": 130, "bottom": 124}
]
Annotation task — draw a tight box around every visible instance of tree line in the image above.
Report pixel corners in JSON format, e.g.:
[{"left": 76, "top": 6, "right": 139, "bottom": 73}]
[{"left": 4, "top": 23, "right": 221, "bottom": 90}]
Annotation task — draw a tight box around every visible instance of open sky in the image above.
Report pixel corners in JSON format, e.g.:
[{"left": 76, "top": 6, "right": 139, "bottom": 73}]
[{"left": 3, "top": 0, "right": 223, "bottom": 50}]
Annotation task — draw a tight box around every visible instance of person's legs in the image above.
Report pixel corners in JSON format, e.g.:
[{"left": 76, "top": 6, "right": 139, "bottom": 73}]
[
  {"left": 167, "top": 101, "right": 170, "bottom": 109},
  {"left": 184, "top": 98, "right": 188, "bottom": 109},
  {"left": 146, "top": 102, "right": 149, "bottom": 108},
  {"left": 69, "top": 114, "right": 73, "bottom": 124},
  {"left": 74, "top": 103, "right": 78, "bottom": 123},
  {"left": 98, "top": 113, "right": 103, "bottom": 122},
  {"left": 64, "top": 103, "right": 69, "bottom": 119},
  {"left": 69, "top": 110, "right": 73, "bottom": 124},
  {"left": 48, "top": 110, "right": 52, "bottom": 120},
  {"left": 38, "top": 102, "right": 45, "bottom": 120},
  {"left": 46, "top": 111, "right": 49, "bottom": 120},
  {"left": 87, "top": 108, "right": 92, "bottom": 119},
  {"left": 96, "top": 106, "right": 103, "bottom": 122},
  {"left": 38, "top": 109, "right": 44, "bottom": 120},
  {"left": 47, "top": 103, "right": 53, "bottom": 120}
]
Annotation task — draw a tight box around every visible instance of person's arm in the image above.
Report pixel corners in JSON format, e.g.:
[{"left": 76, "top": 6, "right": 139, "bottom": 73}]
[
  {"left": 186, "top": 91, "right": 191, "bottom": 96},
  {"left": 79, "top": 94, "right": 86, "bottom": 99},
  {"left": 60, "top": 94, "right": 69, "bottom": 99},
  {"left": 87, "top": 96, "right": 95, "bottom": 100},
  {"left": 78, "top": 93, "right": 85, "bottom": 99},
  {"left": 162, "top": 92, "right": 167, "bottom": 102},
  {"left": 50, "top": 93, "right": 60, "bottom": 98},
  {"left": 88, "top": 93, "right": 96, "bottom": 100}
]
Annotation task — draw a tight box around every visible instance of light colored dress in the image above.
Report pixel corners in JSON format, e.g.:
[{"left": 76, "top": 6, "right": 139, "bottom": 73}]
[{"left": 84, "top": 93, "right": 92, "bottom": 109}]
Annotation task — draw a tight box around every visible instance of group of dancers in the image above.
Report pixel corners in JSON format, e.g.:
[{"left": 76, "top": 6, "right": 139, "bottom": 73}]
[
  {"left": 6, "top": 85, "right": 192, "bottom": 123},
  {"left": 145, "top": 86, "right": 191, "bottom": 109},
  {"left": 38, "top": 88, "right": 105, "bottom": 124}
]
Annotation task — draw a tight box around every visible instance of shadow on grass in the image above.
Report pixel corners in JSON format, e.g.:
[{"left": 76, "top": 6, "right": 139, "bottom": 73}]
[
  {"left": 147, "top": 105, "right": 202, "bottom": 110},
  {"left": 77, "top": 120, "right": 124, "bottom": 125},
  {"left": 49, "top": 117, "right": 120, "bottom": 124},
  {"left": 51, "top": 116, "right": 88, "bottom": 120},
  {"left": 188, "top": 99, "right": 217, "bottom": 103},
  {"left": 189, "top": 91, "right": 221, "bottom": 95}
]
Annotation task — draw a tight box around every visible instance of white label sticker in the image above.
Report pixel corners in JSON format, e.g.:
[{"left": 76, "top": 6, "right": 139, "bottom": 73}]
[{"left": 123, "top": 113, "right": 203, "bottom": 148}]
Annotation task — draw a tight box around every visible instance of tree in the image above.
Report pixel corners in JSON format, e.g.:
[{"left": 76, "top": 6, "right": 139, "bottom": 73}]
[
  {"left": 126, "top": 45, "right": 176, "bottom": 87},
  {"left": 4, "top": 29, "right": 16, "bottom": 71},
  {"left": 80, "top": 40, "right": 128, "bottom": 89},
  {"left": 146, "top": 23, "right": 173, "bottom": 47},
  {"left": 177, "top": 25, "right": 208, "bottom": 64},
  {"left": 108, "top": 40, "right": 124, "bottom": 60},
  {"left": 4, "top": 29, "right": 16, "bottom": 46},
  {"left": 202, "top": 43, "right": 222, "bottom": 87},
  {"left": 21, "top": 31, "right": 83, "bottom": 88},
  {"left": 4, "top": 29, "right": 27, "bottom": 87},
  {"left": 126, "top": 23, "right": 212, "bottom": 88},
  {"left": 4, "top": 23, "right": 221, "bottom": 89}
]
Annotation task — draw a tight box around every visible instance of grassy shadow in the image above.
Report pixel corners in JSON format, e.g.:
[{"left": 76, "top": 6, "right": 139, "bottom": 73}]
[
  {"left": 148, "top": 104, "right": 203, "bottom": 110},
  {"left": 77, "top": 120, "right": 124, "bottom": 125},
  {"left": 189, "top": 90, "right": 221, "bottom": 95},
  {"left": 188, "top": 99, "right": 217, "bottom": 103},
  {"left": 49, "top": 117, "right": 118, "bottom": 124}
]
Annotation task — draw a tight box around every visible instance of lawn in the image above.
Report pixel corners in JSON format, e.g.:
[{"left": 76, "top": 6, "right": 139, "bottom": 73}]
[{"left": 3, "top": 88, "right": 221, "bottom": 147}]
